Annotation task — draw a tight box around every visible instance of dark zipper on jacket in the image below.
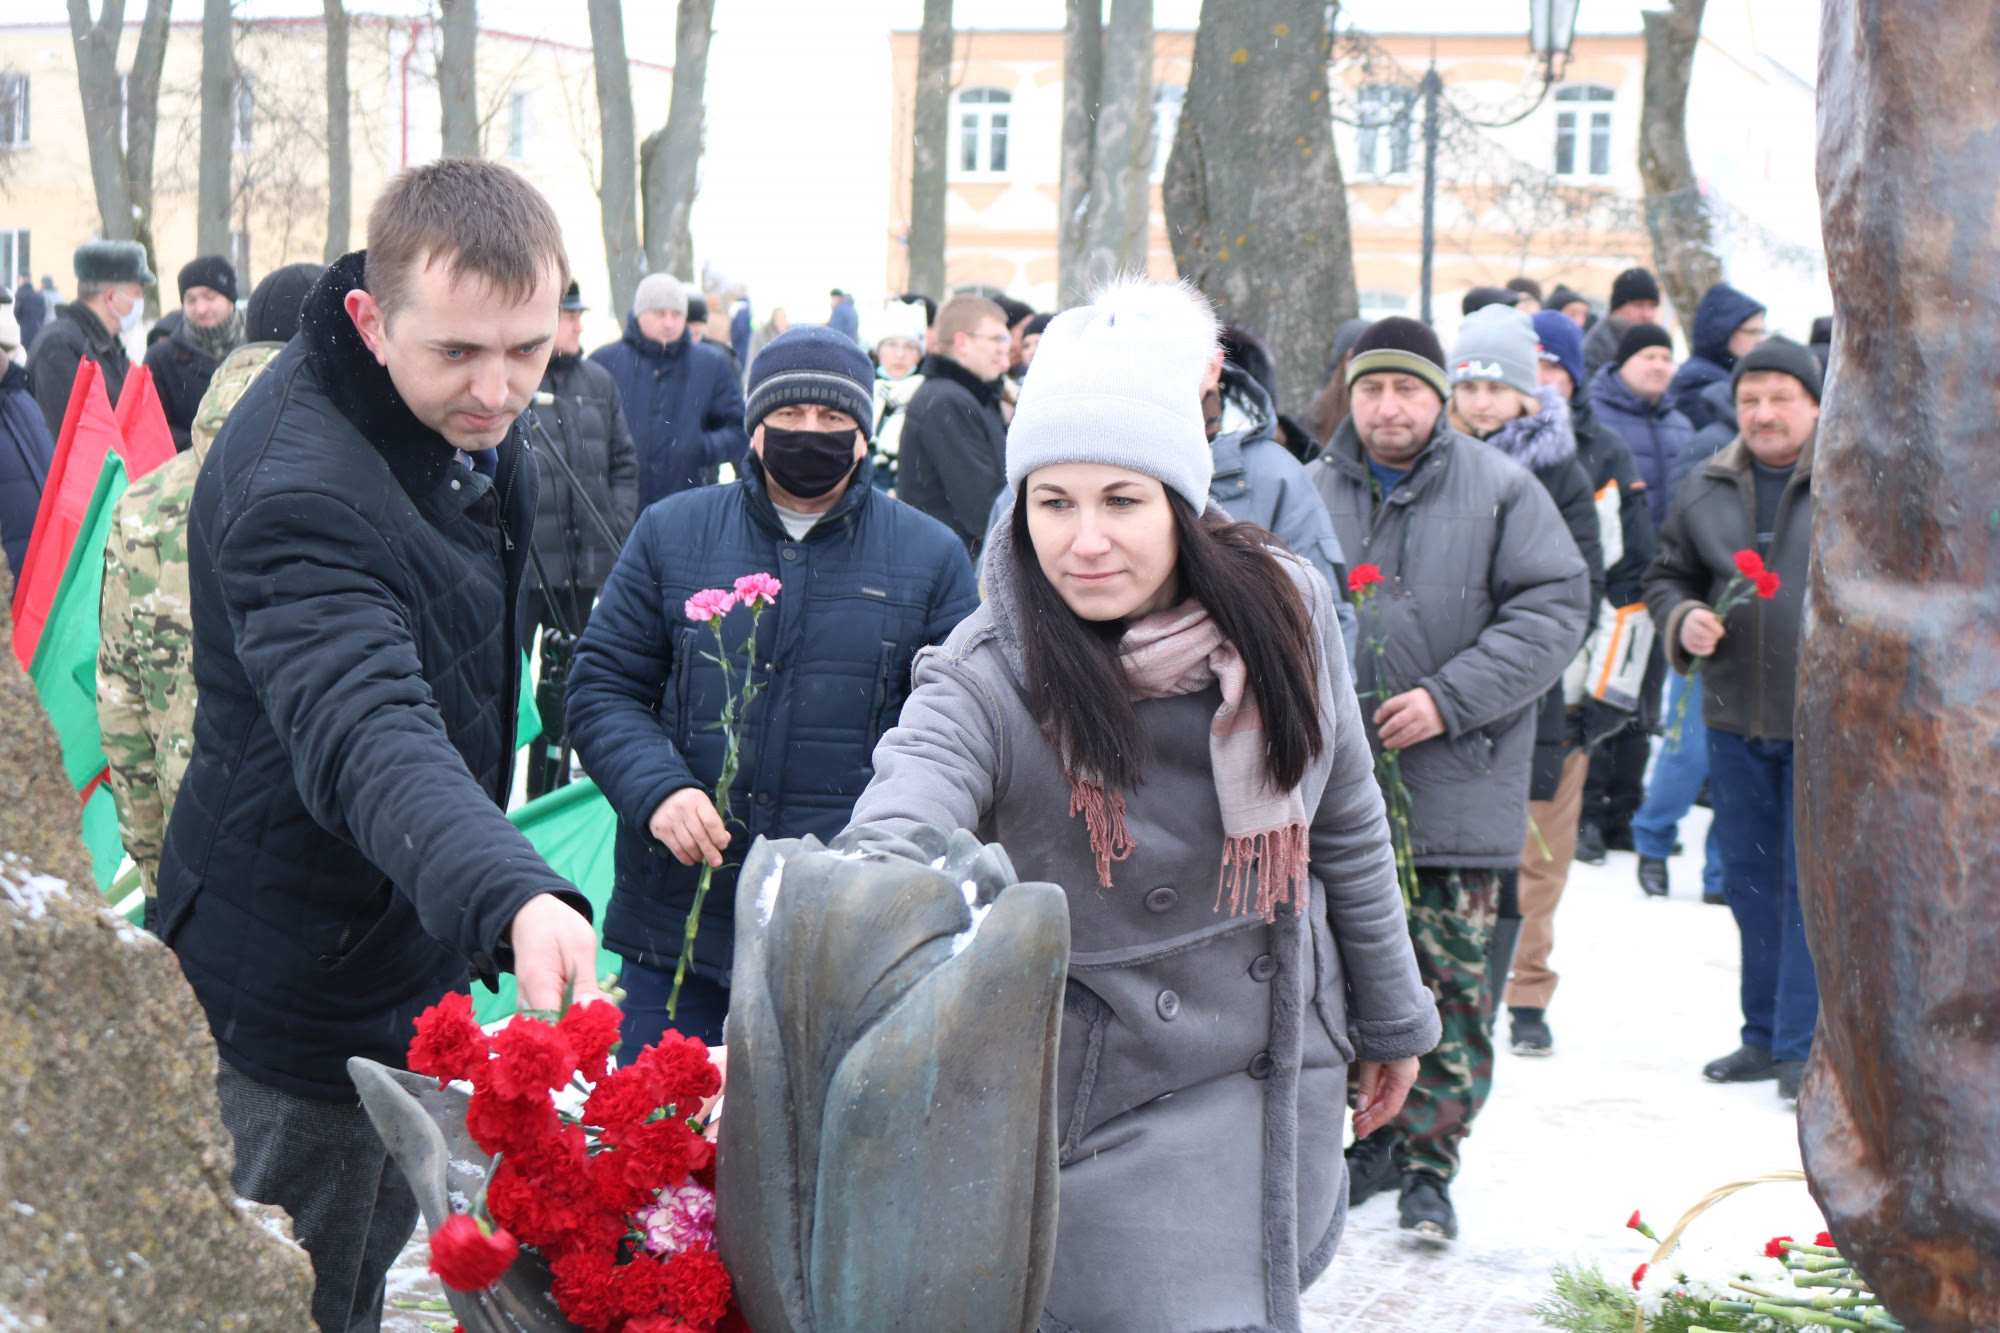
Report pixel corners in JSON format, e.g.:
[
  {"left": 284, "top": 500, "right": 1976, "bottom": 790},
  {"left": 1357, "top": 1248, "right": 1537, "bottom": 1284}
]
[{"left": 495, "top": 431, "right": 522, "bottom": 801}]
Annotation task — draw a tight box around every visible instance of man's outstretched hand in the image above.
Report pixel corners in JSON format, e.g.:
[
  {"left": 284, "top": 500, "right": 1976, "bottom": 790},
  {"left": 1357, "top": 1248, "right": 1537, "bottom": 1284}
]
[{"left": 510, "top": 892, "right": 609, "bottom": 1012}]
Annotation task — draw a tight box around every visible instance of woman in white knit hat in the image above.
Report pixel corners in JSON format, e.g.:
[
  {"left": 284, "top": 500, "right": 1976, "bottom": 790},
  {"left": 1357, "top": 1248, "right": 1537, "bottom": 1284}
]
[{"left": 848, "top": 278, "right": 1438, "bottom": 1332}]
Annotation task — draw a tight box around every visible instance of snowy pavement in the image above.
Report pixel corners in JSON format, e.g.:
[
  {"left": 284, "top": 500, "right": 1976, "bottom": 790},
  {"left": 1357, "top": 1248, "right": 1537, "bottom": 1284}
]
[
  {"left": 1302, "top": 804, "right": 1821, "bottom": 1330},
  {"left": 385, "top": 805, "right": 1828, "bottom": 1332}
]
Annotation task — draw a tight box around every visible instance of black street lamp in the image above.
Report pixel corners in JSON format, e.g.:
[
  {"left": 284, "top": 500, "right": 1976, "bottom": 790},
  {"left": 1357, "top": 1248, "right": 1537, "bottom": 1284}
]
[{"left": 1416, "top": 0, "right": 1582, "bottom": 323}]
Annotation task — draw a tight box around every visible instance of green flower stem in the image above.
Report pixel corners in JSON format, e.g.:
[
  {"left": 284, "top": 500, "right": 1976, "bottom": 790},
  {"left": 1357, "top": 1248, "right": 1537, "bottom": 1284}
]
[
  {"left": 1355, "top": 589, "right": 1420, "bottom": 906},
  {"left": 667, "top": 602, "right": 768, "bottom": 1020}
]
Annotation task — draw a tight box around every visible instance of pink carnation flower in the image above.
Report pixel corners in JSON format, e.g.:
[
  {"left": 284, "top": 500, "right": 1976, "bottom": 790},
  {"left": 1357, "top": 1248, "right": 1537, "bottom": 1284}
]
[
  {"left": 633, "top": 1182, "right": 717, "bottom": 1258},
  {"left": 684, "top": 588, "right": 737, "bottom": 623},
  {"left": 733, "top": 572, "right": 782, "bottom": 609}
]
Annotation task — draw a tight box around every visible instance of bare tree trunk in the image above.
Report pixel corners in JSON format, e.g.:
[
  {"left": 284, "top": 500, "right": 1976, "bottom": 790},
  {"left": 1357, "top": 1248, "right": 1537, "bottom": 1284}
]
[
  {"left": 439, "top": 0, "right": 479, "bottom": 158},
  {"left": 586, "top": 0, "right": 643, "bottom": 313},
  {"left": 1056, "top": 0, "right": 1102, "bottom": 309},
  {"left": 324, "top": 0, "right": 351, "bottom": 259},
  {"left": 906, "top": 0, "right": 953, "bottom": 300},
  {"left": 640, "top": 0, "right": 712, "bottom": 280},
  {"left": 1163, "top": 0, "right": 1355, "bottom": 417},
  {"left": 66, "top": 0, "right": 135, "bottom": 247},
  {"left": 124, "top": 0, "right": 171, "bottom": 313},
  {"left": 1638, "top": 0, "right": 1722, "bottom": 342},
  {"left": 1082, "top": 0, "right": 1153, "bottom": 289}
]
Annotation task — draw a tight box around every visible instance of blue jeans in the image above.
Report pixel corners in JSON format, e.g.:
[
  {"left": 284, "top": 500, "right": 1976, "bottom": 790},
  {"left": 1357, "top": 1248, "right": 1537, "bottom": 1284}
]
[
  {"left": 616, "top": 958, "right": 730, "bottom": 1055},
  {"left": 1631, "top": 674, "right": 1724, "bottom": 897},
  {"left": 1707, "top": 731, "right": 1818, "bottom": 1062}
]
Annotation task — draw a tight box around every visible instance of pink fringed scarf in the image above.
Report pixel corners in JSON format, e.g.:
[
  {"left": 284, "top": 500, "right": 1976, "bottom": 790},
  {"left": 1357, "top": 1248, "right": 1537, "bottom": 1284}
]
[{"left": 1067, "top": 602, "right": 1311, "bottom": 923}]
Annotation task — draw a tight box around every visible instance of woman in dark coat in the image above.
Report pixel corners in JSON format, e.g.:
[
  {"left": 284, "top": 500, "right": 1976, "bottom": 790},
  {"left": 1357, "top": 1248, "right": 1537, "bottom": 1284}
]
[{"left": 848, "top": 280, "right": 1438, "bottom": 1333}]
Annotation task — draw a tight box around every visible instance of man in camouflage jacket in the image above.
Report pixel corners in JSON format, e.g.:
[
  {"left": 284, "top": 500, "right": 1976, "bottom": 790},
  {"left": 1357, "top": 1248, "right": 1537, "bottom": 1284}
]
[{"left": 97, "top": 263, "right": 320, "bottom": 914}]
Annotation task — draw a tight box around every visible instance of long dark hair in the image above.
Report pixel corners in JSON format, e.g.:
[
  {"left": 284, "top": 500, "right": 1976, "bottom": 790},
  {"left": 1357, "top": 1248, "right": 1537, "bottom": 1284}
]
[{"left": 1011, "top": 485, "right": 1325, "bottom": 793}]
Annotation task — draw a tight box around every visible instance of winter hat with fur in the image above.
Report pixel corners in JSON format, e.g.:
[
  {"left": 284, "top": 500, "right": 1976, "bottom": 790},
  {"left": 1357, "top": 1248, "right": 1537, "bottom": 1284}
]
[
  {"left": 1005, "top": 275, "right": 1218, "bottom": 510},
  {"left": 1450, "top": 304, "right": 1541, "bottom": 398}
]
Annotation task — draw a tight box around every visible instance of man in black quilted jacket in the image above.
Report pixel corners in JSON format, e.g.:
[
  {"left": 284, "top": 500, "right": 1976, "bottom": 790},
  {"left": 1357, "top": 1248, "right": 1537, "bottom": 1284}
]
[{"left": 157, "top": 159, "right": 603, "bottom": 1333}]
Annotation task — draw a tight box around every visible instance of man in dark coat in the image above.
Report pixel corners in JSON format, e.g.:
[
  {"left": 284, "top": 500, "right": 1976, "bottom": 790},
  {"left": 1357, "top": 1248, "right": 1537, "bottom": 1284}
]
[
  {"left": 157, "top": 160, "right": 602, "bottom": 1333},
  {"left": 566, "top": 325, "right": 979, "bottom": 1056},
  {"left": 1444, "top": 306, "right": 1603, "bottom": 1064},
  {"left": 1670, "top": 376, "right": 1738, "bottom": 496},
  {"left": 1309, "top": 317, "right": 1589, "bottom": 1242},
  {"left": 520, "top": 279, "right": 640, "bottom": 796},
  {"left": 591, "top": 272, "right": 748, "bottom": 508},
  {"left": 1582, "top": 267, "right": 1663, "bottom": 378},
  {"left": 13, "top": 278, "right": 47, "bottom": 351},
  {"left": 1668, "top": 282, "right": 1767, "bottom": 431},
  {"left": 1589, "top": 323, "right": 1696, "bottom": 529},
  {"left": 0, "top": 302, "right": 55, "bottom": 578},
  {"left": 144, "top": 255, "right": 245, "bottom": 452},
  {"left": 27, "top": 239, "right": 151, "bottom": 436},
  {"left": 1532, "top": 311, "right": 1660, "bottom": 872},
  {"left": 895, "top": 292, "right": 1011, "bottom": 556},
  {"left": 1642, "top": 336, "right": 1821, "bottom": 1104}
]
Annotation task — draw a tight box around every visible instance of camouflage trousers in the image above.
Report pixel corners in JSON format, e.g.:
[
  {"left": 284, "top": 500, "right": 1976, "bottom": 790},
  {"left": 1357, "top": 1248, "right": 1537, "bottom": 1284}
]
[{"left": 1392, "top": 866, "right": 1502, "bottom": 1181}]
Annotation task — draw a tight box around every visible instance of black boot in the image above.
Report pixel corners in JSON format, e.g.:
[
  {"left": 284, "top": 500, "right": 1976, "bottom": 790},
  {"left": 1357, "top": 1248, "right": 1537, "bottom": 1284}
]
[
  {"left": 1638, "top": 857, "right": 1670, "bottom": 897},
  {"left": 1345, "top": 1127, "right": 1403, "bottom": 1207},
  {"left": 1509, "top": 1006, "right": 1553, "bottom": 1057},
  {"left": 1775, "top": 1060, "right": 1804, "bottom": 1103},
  {"left": 1399, "top": 1172, "right": 1458, "bottom": 1242},
  {"left": 1704, "top": 1045, "right": 1777, "bottom": 1083},
  {"left": 1574, "top": 821, "right": 1607, "bottom": 866},
  {"left": 1603, "top": 824, "right": 1636, "bottom": 853}
]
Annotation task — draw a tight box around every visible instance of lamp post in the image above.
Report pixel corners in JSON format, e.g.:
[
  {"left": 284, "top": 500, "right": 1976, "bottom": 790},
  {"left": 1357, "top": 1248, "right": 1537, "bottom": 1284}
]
[{"left": 1415, "top": 0, "right": 1581, "bottom": 323}]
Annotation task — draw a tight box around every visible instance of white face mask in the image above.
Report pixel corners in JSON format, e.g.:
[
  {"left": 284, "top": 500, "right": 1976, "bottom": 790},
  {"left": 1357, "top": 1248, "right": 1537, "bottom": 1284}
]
[{"left": 110, "top": 288, "right": 144, "bottom": 336}]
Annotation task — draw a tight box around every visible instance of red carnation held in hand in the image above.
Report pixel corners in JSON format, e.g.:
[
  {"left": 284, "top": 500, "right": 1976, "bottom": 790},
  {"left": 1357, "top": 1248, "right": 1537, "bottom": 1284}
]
[
  {"left": 408, "top": 991, "right": 489, "bottom": 1087},
  {"left": 1734, "top": 549, "right": 1766, "bottom": 579},
  {"left": 1347, "top": 563, "right": 1385, "bottom": 595},
  {"left": 1753, "top": 569, "right": 1782, "bottom": 599},
  {"left": 430, "top": 1213, "right": 519, "bottom": 1291}
]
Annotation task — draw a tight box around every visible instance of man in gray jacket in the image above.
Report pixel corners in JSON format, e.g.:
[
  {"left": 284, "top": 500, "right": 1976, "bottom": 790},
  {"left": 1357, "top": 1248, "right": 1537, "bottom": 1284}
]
[{"left": 1308, "top": 316, "right": 1590, "bottom": 1242}]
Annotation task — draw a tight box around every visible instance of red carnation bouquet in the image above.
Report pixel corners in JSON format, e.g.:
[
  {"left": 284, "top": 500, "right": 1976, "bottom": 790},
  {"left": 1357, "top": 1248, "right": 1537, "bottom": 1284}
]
[
  {"left": 407, "top": 992, "right": 741, "bottom": 1333},
  {"left": 1667, "top": 549, "right": 1781, "bottom": 749}
]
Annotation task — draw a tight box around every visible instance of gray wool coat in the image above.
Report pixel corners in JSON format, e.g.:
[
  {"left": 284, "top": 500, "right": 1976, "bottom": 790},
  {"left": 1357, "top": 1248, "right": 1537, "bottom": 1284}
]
[
  {"left": 1307, "top": 415, "right": 1591, "bottom": 868},
  {"left": 846, "top": 515, "right": 1440, "bottom": 1333}
]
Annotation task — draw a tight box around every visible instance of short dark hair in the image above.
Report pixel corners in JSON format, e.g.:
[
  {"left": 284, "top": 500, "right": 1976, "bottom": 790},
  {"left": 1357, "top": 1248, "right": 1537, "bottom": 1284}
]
[
  {"left": 1505, "top": 276, "right": 1543, "bottom": 302},
  {"left": 365, "top": 158, "right": 569, "bottom": 322}
]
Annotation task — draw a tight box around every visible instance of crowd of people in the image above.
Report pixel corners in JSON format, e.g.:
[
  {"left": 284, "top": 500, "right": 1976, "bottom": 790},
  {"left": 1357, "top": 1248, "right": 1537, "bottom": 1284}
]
[{"left": 0, "top": 155, "right": 1829, "bottom": 1333}]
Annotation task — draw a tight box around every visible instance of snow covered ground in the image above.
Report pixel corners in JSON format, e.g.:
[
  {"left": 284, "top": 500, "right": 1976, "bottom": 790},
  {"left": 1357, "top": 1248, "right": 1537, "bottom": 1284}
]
[
  {"left": 1303, "top": 804, "right": 1824, "bottom": 1330},
  {"left": 385, "top": 805, "right": 1828, "bottom": 1333}
]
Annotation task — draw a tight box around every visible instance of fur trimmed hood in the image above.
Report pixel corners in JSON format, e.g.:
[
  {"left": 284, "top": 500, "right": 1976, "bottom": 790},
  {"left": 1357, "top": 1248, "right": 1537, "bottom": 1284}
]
[{"left": 1473, "top": 383, "right": 1576, "bottom": 474}]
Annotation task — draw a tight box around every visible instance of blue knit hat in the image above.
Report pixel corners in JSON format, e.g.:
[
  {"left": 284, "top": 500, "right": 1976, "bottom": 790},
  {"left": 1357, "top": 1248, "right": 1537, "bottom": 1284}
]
[
  {"left": 1531, "top": 309, "right": 1585, "bottom": 392},
  {"left": 745, "top": 325, "right": 878, "bottom": 442}
]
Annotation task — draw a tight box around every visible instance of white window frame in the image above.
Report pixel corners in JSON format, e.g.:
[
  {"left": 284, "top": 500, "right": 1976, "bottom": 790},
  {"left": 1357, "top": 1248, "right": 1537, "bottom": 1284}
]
[
  {"left": 1553, "top": 84, "right": 1614, "bottom": 178},
  {"left": 1358, "top": 288, "right": 1409, "bottom": 321},
  {"left": 0, "top": 72, "right": 28, "bottom": 148},
  {"left": 1152, "top": 83, "right": 1184, "bottom": 180},
  {"left": 1354, "top": 83, "right": 1414, "bottom": 179},
  {"left": 507, "top": 90, "right": 531, "bottom": 162},
  {"left": 0, "top": 229, "right": 28, "bottom": 288},
  {"left": 232, "top": 74, "right": 255, "bottom": 151},
  {"left": 954, "top": 87, "right": 1012, "bottom": 177}
]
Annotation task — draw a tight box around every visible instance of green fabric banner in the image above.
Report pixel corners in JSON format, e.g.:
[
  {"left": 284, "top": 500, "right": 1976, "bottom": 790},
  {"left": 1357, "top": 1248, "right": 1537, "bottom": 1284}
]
[
  {"left": 516, "top": 649, "right": 542, "bottom": 750},
  {"left": 28, "top": 452, "right": 130, "bottom": 892},
  {"left": 474, "top": 777, "right": 621, "bottom": 1024}
]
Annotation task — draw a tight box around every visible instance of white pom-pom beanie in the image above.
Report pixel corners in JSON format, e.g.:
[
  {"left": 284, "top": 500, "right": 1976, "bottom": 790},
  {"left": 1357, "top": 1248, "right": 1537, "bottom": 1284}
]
[{"left": 1004, "top": 275, "right": 1219, "bottom": 510}]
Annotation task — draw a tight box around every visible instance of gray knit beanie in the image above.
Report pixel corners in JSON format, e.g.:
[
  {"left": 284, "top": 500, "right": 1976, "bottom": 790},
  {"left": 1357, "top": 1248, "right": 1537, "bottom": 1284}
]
[
  {"left": 1449, "top": 304, "right": 1541, "bottom": 398},
  {"left": 1005, "top": 276, "right": 1217, "bottom": 510}
]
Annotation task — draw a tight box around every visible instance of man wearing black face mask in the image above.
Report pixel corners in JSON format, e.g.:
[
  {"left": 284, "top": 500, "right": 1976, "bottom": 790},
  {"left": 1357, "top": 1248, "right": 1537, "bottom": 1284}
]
[{"left": 567, "top": 325, "right": 980, "bottom": 1054}]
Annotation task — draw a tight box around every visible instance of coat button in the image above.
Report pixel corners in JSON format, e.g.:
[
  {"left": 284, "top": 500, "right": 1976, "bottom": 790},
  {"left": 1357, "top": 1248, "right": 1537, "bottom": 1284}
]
[
  {"left": 756, "top": 792, "right": 772, "bottom": 806},
  {"left": 782, "top": 548, "right": 798, "bottom": 561},
  {"left": 1156, "top": 990, "right": 1180, "bottom": 1021},
  {"left": 1248, "top": 1051, "right": 1275, "bottom": 1080},
  {"left": 449, "top": 478, "right": 461, "bottom": 491},
  {"left": 1144, "top": 886, "right": 1178, "bottom": 913},
  {"left": 1250, "top": 953, "right": 1278, "bottom": 983}
]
